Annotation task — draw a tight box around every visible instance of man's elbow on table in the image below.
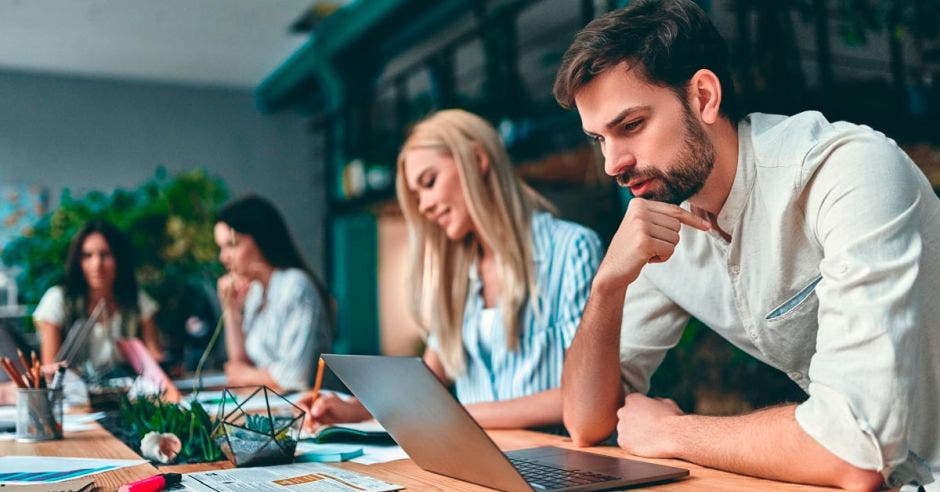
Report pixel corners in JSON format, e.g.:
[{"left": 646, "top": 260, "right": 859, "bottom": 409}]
[
  {"left": 833, "top": 465, "right": 883, "bottom": 491},
  {"left": 564, "top": 414, "right": 615, "bottom": 447}
]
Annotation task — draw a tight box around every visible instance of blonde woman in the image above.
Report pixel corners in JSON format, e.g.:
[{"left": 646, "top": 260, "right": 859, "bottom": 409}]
[{"left": 299, "top": 109, "right": 601, "bottom": 429}]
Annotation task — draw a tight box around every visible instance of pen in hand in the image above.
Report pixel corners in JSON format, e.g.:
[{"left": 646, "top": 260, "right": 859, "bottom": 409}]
[{"left": 311, "top": 357, "right": 325, "bottom": 402}]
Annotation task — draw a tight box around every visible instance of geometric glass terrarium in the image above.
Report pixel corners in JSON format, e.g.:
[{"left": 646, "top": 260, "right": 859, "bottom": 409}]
[{"left": 210, "top": 386, "right": 305, "bottom": 467}]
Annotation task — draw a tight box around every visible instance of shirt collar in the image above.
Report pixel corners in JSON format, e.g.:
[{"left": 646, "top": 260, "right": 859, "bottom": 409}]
[
  {"left": 530, "top": 211, "right": 549, "bottom": 263},
  {"left": 713, "top": 118, "right": 755, "bottom": 236}
]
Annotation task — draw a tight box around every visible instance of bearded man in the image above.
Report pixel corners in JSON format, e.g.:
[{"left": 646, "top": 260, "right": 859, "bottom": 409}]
[{"left": 554, "top": 1, "right": 940, "bottom": 490}]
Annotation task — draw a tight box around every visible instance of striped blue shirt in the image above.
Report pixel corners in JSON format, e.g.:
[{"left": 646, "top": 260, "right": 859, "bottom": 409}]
[{"left": 450, "top": 212, "right": 602, "bottom": 404}]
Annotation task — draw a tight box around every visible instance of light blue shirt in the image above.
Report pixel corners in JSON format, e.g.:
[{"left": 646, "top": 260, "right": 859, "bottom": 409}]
[{"left": 452, "top": 212, "right": 602, "bottom": 404}]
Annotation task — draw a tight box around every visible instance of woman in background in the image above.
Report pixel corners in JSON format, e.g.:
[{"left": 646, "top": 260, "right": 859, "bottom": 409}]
[
  {"left": 214, "top": 195, "right": 334, "bottom": 392},
  {"left": 33, "top": 220, "right": 162, "bottom": 376},
  {"left": 299, "top": 109, "right": 602, "bottom": 429}
]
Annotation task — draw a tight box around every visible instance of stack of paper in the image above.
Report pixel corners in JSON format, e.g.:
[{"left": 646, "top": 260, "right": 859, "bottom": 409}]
[
  {"left": 184, "top": 462, "right": 402, "bottom": 491},
  {"left": 0, "top": 456, "right": 144, "bottom": 485}
]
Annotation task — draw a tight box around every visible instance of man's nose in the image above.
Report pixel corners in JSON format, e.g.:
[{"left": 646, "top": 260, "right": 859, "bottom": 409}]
[{"left": 604, "top": 143, "right": 637, "bottom": 177}]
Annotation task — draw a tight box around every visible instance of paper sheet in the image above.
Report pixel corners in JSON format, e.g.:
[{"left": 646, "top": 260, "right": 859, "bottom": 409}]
[
  {"left": 0, "top": 456, "right": 145, "bottom": 485},
  {"left": 173, "top": 373, "right": 228, "bottom": 391},
  {"left": 0, "top": 408, "right": 105, "bottom": 438},
  {"left": 349, "top": 444, "right": 409, "bottom": 465},
  {"left": 183, "top": 462, "right": 402, "bottom": 491}
]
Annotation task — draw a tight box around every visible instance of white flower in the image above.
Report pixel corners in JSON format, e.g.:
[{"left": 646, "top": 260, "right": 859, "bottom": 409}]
[{"left": 140, "top": 431, "right": 182, "bottom": 464}]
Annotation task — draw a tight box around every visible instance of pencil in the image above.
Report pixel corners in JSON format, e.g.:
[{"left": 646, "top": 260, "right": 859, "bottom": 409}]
[
  {"left": 33, "top": 359, "right": 44, "bottom": 389},
  {"left": 311, "top": 357, "right": 326, "bottom": 400},
  {"left": 1, "top": 357, "right": 27, "bottom": 389},
  {"left": 16, "top": 349, "right": 31, "bottom": 376},
  {"left": 30, "top": 351, "right": 40, "bottom": 388}
]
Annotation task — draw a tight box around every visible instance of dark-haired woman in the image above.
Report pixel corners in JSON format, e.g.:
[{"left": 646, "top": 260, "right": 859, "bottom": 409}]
[
  {"left": 33, "top": 220, "right": 162, "bottom": 375},
  {"left": 214, "top": 195, "right": 333, "bottom": 392}
]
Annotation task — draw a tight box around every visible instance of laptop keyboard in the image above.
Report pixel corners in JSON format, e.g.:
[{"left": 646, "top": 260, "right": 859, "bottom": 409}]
[{"left": 509, "top": 457, "right": 619, "bottom": 490}]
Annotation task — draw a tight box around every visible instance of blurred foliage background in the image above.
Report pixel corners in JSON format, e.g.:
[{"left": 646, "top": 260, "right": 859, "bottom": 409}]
[{"left": 2, "top": 167, "right": 227, "bottom": 307}]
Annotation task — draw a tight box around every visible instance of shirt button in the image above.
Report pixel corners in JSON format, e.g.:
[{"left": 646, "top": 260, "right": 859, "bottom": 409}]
[
  {"left": 729, "top": 265, "right": 740, "bottom": 275},
  {"left": 788, "top": 372, "right": 803, "bottom": 380}
]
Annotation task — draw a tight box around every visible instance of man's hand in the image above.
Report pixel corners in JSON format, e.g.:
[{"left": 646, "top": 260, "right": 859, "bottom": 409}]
[
  {"left": 296, "top": 392, "right": 371, "bottom": 431},
  {"left": 596, "top": 198, "right": 710, "bottom": 287},
  {"left": 616, "top": 393, "right": 684, "bottom": 458}
]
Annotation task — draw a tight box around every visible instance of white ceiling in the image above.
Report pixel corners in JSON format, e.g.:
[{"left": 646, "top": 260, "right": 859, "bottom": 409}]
[{"left": 0, "top": 0, "right": 321, "bottom": 88}]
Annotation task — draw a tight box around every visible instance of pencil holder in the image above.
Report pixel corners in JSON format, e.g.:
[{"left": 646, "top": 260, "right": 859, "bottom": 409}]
[
  {"left": 210, "top": 385, "right": 304, "bottom": 467},
  {"left": 15, "top": 387, "right": 64, "bottom": 442}
]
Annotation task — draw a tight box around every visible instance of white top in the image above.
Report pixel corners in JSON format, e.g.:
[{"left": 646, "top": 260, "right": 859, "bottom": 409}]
[
  {"left": 619, "top": 112, "right": 940, "bottom": 489},
  {"left": 33, "top": 285, "right": 158, "bottom": 370},
  {"left": 242, "top": 268, "right": 332, "bottom": 392}
]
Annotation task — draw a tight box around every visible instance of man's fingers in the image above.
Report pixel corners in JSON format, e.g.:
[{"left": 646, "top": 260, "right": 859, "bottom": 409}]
[
  {"left": 669, "top": 207, "right": 711, "bottom": 231},
  {"left": 644, "top": 201, "right": 711, "bottom": 232},
  {"left": 646, "top": 222, "right": 680, "bottom": 245}
]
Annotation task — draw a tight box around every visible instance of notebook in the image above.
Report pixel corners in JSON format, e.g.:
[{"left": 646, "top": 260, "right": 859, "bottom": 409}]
[{"left": 302, "top": 420, "right": 393, "bottom": 444}]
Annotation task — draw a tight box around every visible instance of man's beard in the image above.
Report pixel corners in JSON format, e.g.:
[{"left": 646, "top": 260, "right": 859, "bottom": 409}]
[{"left": 615, "top": 104, "right": 715, "bottom": 205}]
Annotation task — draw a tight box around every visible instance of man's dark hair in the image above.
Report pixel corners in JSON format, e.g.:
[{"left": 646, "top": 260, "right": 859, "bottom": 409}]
[
  {"left": 64, "top": 219, "right": 139, "bottom": 312},
  {"left": 554, "top": 0, "right": 739, "bottom": 122}
]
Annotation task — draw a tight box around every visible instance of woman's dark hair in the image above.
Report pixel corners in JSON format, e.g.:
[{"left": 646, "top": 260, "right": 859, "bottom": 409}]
[
  {"left": 215, "top": 195, "right": 335, "bottom": 328},
  {"left": 64, "top": 220, "right": 139, "bottom": 313},
  {"left": 554, "top": 0, "right": 739, "bottom": 122}
]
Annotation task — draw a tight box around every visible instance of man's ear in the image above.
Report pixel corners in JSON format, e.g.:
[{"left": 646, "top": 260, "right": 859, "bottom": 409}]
[
  {"left": 688, "top": 69, "right": 722, "bottom": 125},
  {"left": 474, "top": 144, "right": 490, "bottom": 176}
]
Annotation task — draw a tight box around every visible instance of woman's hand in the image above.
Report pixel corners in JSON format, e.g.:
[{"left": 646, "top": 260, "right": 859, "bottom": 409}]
[
  {"left": 223, "top": 360, "right": 258, "bottom": 386},
  {"left": 296, "top": 392, "right": 371, "bottom": 431},
  {"left": 217, "top": 273, "right": 250, "bottom": 314}
]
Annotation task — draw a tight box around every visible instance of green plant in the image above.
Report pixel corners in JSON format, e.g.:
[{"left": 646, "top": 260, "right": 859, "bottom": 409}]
[
  {"left": 1, "top": 167, "right": 228, "bottom": 321},
  {"left": 243, "top": 413, "right": 295, "bottom": 442},
  {"left": 112, "top": 395, "right": 223, "bottom": 463}
]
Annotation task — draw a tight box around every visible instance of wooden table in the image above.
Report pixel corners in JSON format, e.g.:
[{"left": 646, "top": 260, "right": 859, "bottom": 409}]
[{"left": 1, "top": 422, "right": 836, "bottom": 491}]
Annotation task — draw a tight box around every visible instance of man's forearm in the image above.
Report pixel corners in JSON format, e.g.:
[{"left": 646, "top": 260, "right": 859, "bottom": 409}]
[
  {"left": 562, "top": 279, "right": 628, "bottom": 446},
  {"left": 665, "top": 405, "right": 883, "bottom": 490}
]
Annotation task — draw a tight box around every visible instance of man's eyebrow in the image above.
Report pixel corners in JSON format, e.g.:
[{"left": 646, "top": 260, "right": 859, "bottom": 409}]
[
  {"left": 582, "top": 105, "right": 652, "bottom": 138},
  {"left": 604, "top": 105, "right": 651, "bottom": 130}
]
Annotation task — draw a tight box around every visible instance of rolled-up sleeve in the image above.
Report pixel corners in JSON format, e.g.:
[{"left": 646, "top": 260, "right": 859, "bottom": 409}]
[
  {"left": 797, "top": 135, "right": 933, "bottom": 486},
  {"left": 556, "top": 230, "right": 603, "bottom": 348}
]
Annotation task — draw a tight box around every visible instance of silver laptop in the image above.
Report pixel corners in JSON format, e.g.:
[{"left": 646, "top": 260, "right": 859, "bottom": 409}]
[{"left": 322, "top": 354, "right": 688, "bottom": 491}]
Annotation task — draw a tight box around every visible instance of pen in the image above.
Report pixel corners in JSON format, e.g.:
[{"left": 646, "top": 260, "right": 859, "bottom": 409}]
[
  {"left": 118, "top": 472, "right": 182, "bottom": 492},
  {"left": 51, "top": 364, "right": 67, "bottom": 390}
]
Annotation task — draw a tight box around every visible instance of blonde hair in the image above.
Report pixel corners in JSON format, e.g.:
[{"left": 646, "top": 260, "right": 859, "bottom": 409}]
[{"left": 396, "top": 109, "right": 554, "bottom": 379}]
